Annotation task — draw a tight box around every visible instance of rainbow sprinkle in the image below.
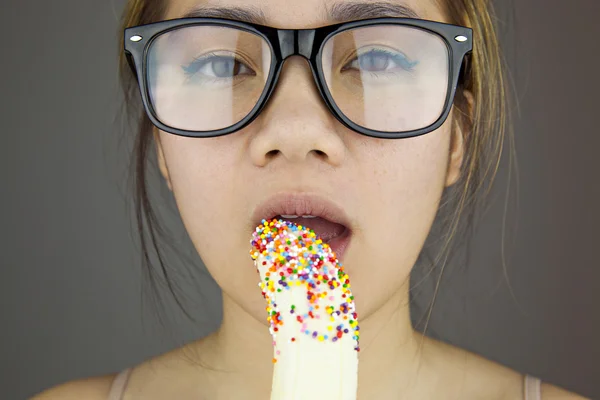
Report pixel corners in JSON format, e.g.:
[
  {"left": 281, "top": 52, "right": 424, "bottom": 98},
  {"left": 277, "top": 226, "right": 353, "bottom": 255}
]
[{"left": 249, "top": 218, "right": 360, "bottom": 363}]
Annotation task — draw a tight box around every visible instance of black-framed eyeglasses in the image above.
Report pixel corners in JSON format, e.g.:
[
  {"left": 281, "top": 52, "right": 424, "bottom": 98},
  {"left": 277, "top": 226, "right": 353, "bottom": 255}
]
[{"left": 124, "top": 17, "right": 472, "bottom": 139}]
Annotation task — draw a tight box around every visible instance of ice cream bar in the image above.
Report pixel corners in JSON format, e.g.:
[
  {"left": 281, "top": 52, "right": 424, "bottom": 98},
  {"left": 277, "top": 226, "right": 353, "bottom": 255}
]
[{"left": 250, "top": 218, "right": 360, "bottom": 400}]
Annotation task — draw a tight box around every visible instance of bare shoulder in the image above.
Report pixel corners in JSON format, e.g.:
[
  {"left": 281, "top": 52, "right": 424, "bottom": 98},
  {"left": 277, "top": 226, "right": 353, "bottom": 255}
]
[
  {"left": 424, "top": 337, "right": 524, "bottom": 398},
  {"left": 541, "top": 382, "right": 590, "bottom": 399},
  {"left": 30, "top": 373, "right": 117, "bottom": 400},
  {"left": 32, "top": 337, "right": 214, "bottom": 400},
  {"left": 420, "top": 336, "right": 589, "bottom": 400}
]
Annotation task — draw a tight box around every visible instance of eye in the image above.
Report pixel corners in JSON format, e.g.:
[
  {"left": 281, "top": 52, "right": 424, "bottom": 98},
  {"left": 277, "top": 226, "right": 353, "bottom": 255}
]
[
  {"left": 342, "top": 48, "right": 418, "bottom": 73},
  {"left": 182, "top": 53, "right": 255, "bottom": 80}
]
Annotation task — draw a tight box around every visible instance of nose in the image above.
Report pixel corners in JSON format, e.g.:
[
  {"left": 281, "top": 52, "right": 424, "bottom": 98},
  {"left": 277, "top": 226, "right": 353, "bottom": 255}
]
[{"left": 248, "top": 56, "right": 346, "bottom": 168}]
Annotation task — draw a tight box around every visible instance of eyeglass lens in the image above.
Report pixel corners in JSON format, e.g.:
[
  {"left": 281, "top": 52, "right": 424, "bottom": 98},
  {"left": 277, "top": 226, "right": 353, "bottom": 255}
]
[{"left": 146, "top": 24, "right": 450, "bottom": 133}]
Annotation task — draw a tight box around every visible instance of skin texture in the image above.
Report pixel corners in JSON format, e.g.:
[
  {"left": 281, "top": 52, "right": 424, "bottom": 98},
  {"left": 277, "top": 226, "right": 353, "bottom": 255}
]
[{"left": 32, "top": 1, "right": 588, "bottom": 399}]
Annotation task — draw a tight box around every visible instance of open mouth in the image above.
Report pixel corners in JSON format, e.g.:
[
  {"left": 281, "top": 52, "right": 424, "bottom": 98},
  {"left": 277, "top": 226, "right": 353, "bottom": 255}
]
[{"left": 273, "top": 215, "right": 352, "bottom": 262}]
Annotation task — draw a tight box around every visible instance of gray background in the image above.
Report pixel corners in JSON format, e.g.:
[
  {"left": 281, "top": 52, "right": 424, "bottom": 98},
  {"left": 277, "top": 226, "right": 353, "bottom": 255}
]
[{"left": 1, "top": 0, "right": 598, "bottom": 399}]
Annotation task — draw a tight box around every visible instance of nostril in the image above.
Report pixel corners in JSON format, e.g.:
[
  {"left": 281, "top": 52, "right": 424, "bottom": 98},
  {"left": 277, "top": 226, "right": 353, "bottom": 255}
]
[{"left": 266, "top": 149, "right": 280, "bottom": 159}]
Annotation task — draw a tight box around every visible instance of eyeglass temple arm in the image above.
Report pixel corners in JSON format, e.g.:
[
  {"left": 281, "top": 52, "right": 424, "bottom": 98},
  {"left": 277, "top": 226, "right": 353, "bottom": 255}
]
[
  {"left": 124, "top": 50, "right": 139, "bottom": 82},
  {"left": 458, "top": 52, "right": 472, "bottom": 86}
]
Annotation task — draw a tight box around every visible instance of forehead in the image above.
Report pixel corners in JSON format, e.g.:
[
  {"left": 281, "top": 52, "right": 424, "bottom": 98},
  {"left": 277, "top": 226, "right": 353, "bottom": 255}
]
[{"left": 164, "top": 0, "right": 449, "bottom": 27}]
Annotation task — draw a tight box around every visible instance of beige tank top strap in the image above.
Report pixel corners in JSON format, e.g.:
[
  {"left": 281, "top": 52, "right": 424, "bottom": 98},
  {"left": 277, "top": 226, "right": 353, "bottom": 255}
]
[
  {"left": 524, "top": 374, "right": 542, "bottom": 400},
  {"left": 107, "top": 367, "right": 132, "bottom": 400}
]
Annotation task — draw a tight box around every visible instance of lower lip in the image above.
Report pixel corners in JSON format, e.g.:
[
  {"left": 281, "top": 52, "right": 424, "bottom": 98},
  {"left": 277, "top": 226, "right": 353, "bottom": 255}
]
[{"left": 324, "top": 227, "right": 352, "bottom": 264}]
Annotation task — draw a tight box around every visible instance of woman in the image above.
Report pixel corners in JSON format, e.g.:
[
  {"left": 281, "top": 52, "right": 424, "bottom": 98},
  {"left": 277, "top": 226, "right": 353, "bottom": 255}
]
[{"left": 34, "top": 0, "right": 588, "bottom": 398}]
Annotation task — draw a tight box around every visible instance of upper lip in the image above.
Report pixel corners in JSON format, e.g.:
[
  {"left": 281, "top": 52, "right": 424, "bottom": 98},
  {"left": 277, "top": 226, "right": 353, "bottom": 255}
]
[{"left": 251, "top": 192, "right": 352, "bottom": 232}]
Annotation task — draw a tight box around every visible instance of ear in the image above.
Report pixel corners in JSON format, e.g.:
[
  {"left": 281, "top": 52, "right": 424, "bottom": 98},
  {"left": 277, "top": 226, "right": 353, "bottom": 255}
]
[
  {"left": 445, "top": 90, "right": 474, "bottom": 187},
  {"left": 154, "top": 128, "right": 173, "bottom": 191}
]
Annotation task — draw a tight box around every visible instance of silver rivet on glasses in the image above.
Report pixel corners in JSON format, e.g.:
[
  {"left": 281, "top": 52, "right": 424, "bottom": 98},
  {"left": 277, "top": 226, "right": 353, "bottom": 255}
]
[
  {"left": 454, "top": 35, "right": 468, "bottom": 42},
  {"left": 130, "top": 35, "right": 143, "bottom": 42}
]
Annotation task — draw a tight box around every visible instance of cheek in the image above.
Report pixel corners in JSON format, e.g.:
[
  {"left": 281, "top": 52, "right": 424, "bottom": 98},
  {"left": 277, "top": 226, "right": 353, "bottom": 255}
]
[
  {"left": 344, "top": 125, "right": 451, "bottom": 318},
  {"left": 159, "top": 132, "right": 271, "bottom": 321},
  {"left": 163, "top": 136, "right": 234, "bottom": 230}
]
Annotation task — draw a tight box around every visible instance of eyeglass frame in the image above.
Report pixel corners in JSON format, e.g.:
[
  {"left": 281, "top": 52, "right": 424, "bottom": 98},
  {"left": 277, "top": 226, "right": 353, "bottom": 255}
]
[{"left": 124, "top": 16, "right": 473, "bottom": 139}]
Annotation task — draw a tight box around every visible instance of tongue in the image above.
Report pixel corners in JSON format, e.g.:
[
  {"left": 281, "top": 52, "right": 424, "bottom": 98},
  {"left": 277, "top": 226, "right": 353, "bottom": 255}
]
[{"left": 277, "top": 216, "right": 346, "bottom": 243}]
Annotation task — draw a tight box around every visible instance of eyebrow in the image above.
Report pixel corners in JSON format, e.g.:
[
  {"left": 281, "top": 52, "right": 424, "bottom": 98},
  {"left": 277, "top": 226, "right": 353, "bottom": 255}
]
[
  {"left": 327, "top": 2, "right": 421, "bottom": 21},
  {"left": 182, "top": 5, "right": 268, "bottom": 24},
  {"left": 182, "top": 1, "right": 421, "bottom": 25}
]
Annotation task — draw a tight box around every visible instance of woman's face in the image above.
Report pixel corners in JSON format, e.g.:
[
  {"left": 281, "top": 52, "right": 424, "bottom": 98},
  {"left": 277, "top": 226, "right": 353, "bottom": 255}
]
[{"left": 155, "top": 0, "right": 466, "bottom": 323}]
